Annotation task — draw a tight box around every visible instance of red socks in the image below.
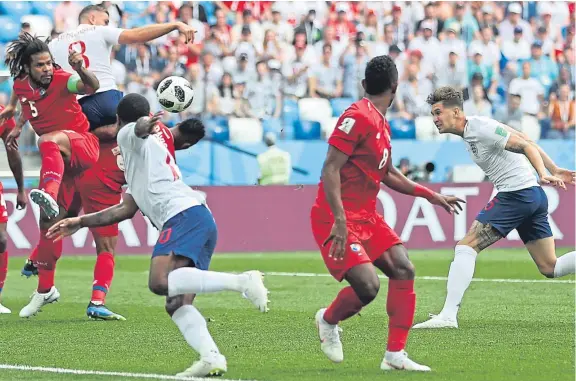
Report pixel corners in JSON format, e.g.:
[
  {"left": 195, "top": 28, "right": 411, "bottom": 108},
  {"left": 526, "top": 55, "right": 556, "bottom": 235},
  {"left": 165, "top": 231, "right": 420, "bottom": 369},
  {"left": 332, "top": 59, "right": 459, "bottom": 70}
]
[
  {"left": 29, "top": 246, "right": 38, "bottom": 262},
  {"left": 37, "top": 229, "right": 62, "bottom": 293},
  {"left": 323, "top": 286, "right": 365, "bottom": 325},
  {"left": 91, "top": 252, "right": 115, "bottom": 304},
  {"left": 386, "top": 279, "right": 416, "bottom": 352},
  {"left": 38, "top": 141, "right": 64, "bottom": 200},
  {"left": 0, "top": 251, "right": 7, "bottom": 293}
]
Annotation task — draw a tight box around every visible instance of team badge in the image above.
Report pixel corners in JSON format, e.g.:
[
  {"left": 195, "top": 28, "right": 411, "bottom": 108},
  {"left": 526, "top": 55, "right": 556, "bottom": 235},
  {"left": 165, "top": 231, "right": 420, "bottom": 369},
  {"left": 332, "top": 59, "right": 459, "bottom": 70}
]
[{"left": 350, "top": 243, "right": 361, "bottom": 252}]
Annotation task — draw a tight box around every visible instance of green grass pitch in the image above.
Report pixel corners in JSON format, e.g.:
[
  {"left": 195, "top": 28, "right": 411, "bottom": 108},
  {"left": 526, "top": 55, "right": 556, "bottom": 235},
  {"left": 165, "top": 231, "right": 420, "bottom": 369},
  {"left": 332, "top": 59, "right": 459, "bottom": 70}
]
[{"left": 0, "top": 249, "right": 574, "bottom": 381}]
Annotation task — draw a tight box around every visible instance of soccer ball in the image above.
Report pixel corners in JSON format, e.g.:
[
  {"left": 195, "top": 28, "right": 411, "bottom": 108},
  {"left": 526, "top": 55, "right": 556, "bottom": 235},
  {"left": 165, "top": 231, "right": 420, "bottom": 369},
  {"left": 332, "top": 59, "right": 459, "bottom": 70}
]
[{"left": 156, "top": 76, "right": 195, "bottom": 113}]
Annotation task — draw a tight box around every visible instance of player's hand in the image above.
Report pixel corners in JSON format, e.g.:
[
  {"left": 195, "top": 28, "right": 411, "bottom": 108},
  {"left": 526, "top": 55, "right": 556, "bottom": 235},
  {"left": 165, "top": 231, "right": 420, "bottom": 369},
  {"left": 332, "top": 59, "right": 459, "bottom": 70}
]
[
  {"left": 0, "top": 105, "right": 15, "bottom": 125},
  {"left": 176, "top": 22, "right": 196, "bottom": 44},
  {"left": 68, "top": 49, "right": 84, "bottom": 71},
  {"left": 323, "top": 220, "right": 348, "bottom": 261},
  {"left": 539, "top": 175, "right": 566, "bottom": 190},
  {"left": 430, "top": 193, "right": 465, "bottom": 215},
  {"left": 5, "top": 125, "right": 21, "bottom": 151},
  {"left": 135, "top": 111, "right": 163, "bottom": 136},
  {"left": 551, "top": 168, "right": 576, "bottom": 186},
  {"left": 16, "top": 190, "right": 27, "bottom": 210},
  {"left": 46, "top": 217, "right": 82, "bottom": 242}
]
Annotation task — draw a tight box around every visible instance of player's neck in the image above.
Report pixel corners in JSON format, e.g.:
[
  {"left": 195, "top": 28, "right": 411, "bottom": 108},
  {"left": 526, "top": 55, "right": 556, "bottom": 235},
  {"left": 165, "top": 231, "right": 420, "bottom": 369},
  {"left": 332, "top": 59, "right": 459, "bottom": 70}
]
[
  {"left": 364, "top": 95, "right": 389, "bottom": 116},
  {"left": 454, "top": 117, "right": 467, "bottom": 136}
]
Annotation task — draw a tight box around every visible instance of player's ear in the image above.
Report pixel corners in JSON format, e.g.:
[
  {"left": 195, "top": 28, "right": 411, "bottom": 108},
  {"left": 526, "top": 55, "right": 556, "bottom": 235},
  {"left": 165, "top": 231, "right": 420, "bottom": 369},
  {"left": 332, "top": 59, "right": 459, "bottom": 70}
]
[{"left": 361, "top": 79, "right": 366, "bottom": 92}]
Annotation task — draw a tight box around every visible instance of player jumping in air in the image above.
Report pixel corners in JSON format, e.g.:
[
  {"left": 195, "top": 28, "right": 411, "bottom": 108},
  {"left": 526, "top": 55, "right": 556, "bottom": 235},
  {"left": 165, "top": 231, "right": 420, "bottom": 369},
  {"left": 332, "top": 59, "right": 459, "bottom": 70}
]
[
  {"left": 7, "top": 4, "right": 196, "bottom": 320},
  {"left": 3, "top": 33, "right": 100, "bottom": 318},
  {"left": 413, "top": 86, "right": 576, "bottom": 329},
  {"left": 0, "top": 103, "right": 26, "bottom": 314},
  {"left": 310, "top": 56, "right": 465, "bottom": 371},
  {"left": 47, "top": 94, "right": 269, "bottom": 378}
]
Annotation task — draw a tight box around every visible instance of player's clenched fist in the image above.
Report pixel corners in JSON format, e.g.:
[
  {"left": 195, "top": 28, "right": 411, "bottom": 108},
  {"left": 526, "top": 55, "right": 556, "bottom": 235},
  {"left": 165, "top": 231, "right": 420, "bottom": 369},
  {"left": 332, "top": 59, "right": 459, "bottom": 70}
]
[{"left": 68, "top": 50, "right": 84, "bottom": 71}]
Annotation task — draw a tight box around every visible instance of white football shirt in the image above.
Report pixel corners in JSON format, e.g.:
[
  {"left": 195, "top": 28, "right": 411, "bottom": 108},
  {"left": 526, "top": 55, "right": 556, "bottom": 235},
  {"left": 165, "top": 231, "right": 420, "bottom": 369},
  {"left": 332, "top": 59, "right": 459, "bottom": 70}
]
[
  {"left": 117, "top": 122, "right": 205, "bottom": 230},
  {"left": 49, "top": 24, "right": 124, "bottom": 94},
  {"left": 462, "top": 116, "right": 539, "bottom": 192}
]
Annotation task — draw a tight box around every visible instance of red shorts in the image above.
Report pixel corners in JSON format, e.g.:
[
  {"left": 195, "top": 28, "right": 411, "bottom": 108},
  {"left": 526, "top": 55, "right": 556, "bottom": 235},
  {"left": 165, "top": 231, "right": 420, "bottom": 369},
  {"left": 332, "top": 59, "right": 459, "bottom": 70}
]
[
  {"left": 62, "top": 130, "right": 100, "bottom": 174},
  {"left": 75, "top": 141, "right": 125, "bottom": 238},
  {"left": 311, "top": 208, "right": 402, "bottom": 282},
  {"left": 0, "top": 182, "right": 7, "bottom": 223}
]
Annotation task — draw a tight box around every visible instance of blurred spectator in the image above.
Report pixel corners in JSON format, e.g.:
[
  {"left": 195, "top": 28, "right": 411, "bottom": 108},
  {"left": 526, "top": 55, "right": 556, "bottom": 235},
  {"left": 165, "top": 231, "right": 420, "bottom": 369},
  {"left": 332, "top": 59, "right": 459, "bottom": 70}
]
[
  {"left": 257, "top": 132, "right": 292, "bottom": 185},
  {"left": 436, "top": 51, "right": 468, "bottom": 93},
  {"left": 549, "top": 67, "right": 574, "bottom": 100},
  {"left": 207, "top": 72, "right": 241, "bottom": 117},
  {"left": 502, "top": 26, "right": 531, "bottom": 72},
  {"left": 463, "top": 85, "right": 493, "bottom": 118},
  {"left": 463, "top": 72, "right": 490, "bottom": 102},
  {"left": 185, "top": 64, "right": 206, "bottom": 117},
  {"left": 444, "top": 3, "right": 479, "bottom": 45},
  {"left": 54, "top": 1, "right": 81, "bottom": 33},
  {"left": 161, "top": 47, "right": 188, "bottom": 78},
  {"left": 408, "top": 20, "right": 441, "bottom": 70},
  {"left": 370, "top": 24, "right": 406, "bottom": 56},
  {"left": 242, "top": 61, "right": 281, "bottom": 119},
  {"left": 468, "top": 48, "right": 498, "bottom": 93},
  {"left": 212, "top": 9, "right": 233, "bottom": 48},
  {"left": 521, "top": 42, "right": 558, "bottom": 91},
  {"left": 440, "top": 25, "right": 466, "bottom": 65},
  {"left": 98, "top": 2, "right": 123, "bottom": 28},
  {"left": 282, "top": 41, "right": 310, "bottom": 100},
  {"left": 547, "top": 84, "right": 575, "bottom": 139},
  {"left": 314, "top": 26, "right": 344, "bottom": 65},
  {"left": 294, "top": 10, "right": 322, "bottom": 46},
  {"left": 230, "top": 53, "right": 256, "bottom": 85},
  {"left": 260, "top": 30, "right": 286, "bottom": 62},
  {"left": 327, "top": 3, "right": 357, "bottom": 43},
  {"left": 127, "top": 45, "right": 164, "bottom": 82},
  {"left": 110, "top": 50, "right": 127, "bottom": 90},
  {"left": 199, "top": 51, "right": 224, "bottom": 86},
  {"left": 398, "top": 158, "right": 411, "bottom": 177},
  {"left": 203, "top": 26, "right": 229, "bottom": 59},
  {"left": 387, "top": 5, "right": 412, "bottom": 48},
  {"left": 178, "top": 4, "right": 207, "bottom": 44},
  {"left": 468, "top": 26, "right": 501, "bottom": 68},
  {"left": 20, "top": 22, "right": 31, "bottom": 36},
  {"left": 231, "top": 25, "right": 261, "bottom": 65},
  {"left": 479, "top": 5, "right": 499, "bottom": 39},
  {"left": 499, "top": 3, "right": 533, "bottom": 44},
  {"left": 357, "top": 10, "right": 381, "bottom": 42},
  {"left": 262, "top": 4, "right": 294, "bottom": 44},
  {"left": 396, "top": 63, "right": 434, "bottom": 119},
  {"left": 537, "top": 3, "right": 560, "bottom": 44},
  {"left": 308, "top": 44, "right": 343, "bottom": 100},
  {"left": 232, "top": 9, "right": 264, "bottom": 44},
  {"left": 494, "top": 94, "right": 524, "bottom": 131},
  {"left": 340, "top": 38, "right": 369, "bottom": 100},
  {"left": 535, "top": 27, "right": 555, "bottom": 58},
  {"left": 416, "top": 3, "right": 443, "bottom": 38},
  {"left": 509, "top": 62, "right": 545, "bottom": 116}
]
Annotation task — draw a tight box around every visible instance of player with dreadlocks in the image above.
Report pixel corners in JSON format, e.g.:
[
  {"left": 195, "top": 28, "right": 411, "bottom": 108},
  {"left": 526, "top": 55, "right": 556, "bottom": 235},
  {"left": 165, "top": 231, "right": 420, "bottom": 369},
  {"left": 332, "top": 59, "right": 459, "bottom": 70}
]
[{"left": 3, "top": 32, "right": 100, "bottom": 318}]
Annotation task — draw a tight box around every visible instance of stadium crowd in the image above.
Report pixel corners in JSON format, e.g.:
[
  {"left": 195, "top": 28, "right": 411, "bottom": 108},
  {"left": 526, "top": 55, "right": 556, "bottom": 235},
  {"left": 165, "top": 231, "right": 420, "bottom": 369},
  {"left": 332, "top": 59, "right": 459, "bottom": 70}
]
[{"left": 0, "top": 1, "right": 574, "bottom": 147}]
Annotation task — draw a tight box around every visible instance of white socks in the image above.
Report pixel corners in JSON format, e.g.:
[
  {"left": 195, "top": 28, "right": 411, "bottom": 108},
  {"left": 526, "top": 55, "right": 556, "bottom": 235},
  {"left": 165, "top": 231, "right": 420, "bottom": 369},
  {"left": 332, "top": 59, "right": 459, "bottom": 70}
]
[
  {"left": 167, "top": 267, "right": 248, "bottom": 297},
  {"left": 554, "top": 251, "right": 576, "bottom": 278},
  {"left": 172, "top": 305, "right": 220, "bottom": 358},
  {"left": 440, "top": 245, "right": 478, "bottom": 321}
]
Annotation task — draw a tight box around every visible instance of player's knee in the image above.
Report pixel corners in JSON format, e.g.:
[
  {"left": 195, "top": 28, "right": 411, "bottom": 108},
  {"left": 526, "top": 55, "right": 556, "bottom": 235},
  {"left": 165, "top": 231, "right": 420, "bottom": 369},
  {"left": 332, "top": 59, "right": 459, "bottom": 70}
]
[
  {"left": 390, "top": 261, "right": 415, "bottom": 280},
  {"left": 0, "top": 230, "right": 7, "bottom": 253},
  {"left": 537, "top": 262, "right": 556, "bottom": 278},
  {"left": 148, "top": 278, "right": 168, "bottom": 296},
  {"left": 165, "top": 296, "right": 184, "bottom": 316},
  {"left": 354, "top": 278, "right": 380, "bottom": 305}
]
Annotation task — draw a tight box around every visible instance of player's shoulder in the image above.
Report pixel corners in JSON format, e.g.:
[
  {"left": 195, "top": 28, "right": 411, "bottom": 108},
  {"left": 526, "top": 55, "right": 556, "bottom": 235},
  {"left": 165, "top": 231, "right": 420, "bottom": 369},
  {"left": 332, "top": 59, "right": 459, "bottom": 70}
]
[
  {"left": 465, "top": 116, "right": 499, "bottom": 136},
  {"left": 338, "top": 99, "right": 371, "bottom": 123}
]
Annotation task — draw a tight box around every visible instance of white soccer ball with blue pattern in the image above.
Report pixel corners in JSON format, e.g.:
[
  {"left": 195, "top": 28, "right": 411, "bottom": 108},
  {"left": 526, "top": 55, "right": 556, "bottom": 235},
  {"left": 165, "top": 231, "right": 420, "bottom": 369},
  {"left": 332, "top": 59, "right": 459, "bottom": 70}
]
[{"left": 156, "top": 76, "right": 195, "bottom": 113}]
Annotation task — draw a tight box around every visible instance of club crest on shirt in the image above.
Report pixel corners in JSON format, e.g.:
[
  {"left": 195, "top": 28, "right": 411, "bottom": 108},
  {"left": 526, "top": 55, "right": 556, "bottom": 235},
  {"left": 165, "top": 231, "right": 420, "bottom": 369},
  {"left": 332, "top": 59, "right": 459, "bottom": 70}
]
[{"left": 350, "top": 243, "right": 361, "bottom": 253}]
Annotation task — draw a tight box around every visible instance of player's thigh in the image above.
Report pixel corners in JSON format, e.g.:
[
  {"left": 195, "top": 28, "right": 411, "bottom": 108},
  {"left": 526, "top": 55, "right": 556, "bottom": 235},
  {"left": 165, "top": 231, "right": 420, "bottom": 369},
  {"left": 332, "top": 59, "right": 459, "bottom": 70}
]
[
  {"left": 312, "top": 219, "right": 374, "bottom": 282},
  {"left": 37, "top": 131, "right": 72, "bottom": 157},
  {"left": 163, "top": 255, "right": 197, "bottom": 316},
  {"left": 79, "top": 90, "right": 123, "bottom": 130},
  {"left": 373, "top": 244, "right": 415, "bottom": 280},
  {"left": 61, "top": 130, "right": 100, "bottom": 172},
  {"left": 0, "top": 185, "right": 8, "bottom": 252},
  {"left": 149, "top": 252, "right": 194, "bottom": 296}
]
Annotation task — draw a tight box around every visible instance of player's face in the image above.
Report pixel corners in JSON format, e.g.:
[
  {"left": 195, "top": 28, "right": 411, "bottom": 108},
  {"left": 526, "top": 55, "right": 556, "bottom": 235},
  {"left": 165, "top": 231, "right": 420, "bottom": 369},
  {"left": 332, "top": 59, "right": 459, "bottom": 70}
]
[
  {"left": 90, "top": 10, "right": 110, "bottom": 26},
  {"left": 431, "top": 103, "right": 455, "bottom": 133},
  {"left": 28, "top": 52, "right": 54, "bottom": 87}
]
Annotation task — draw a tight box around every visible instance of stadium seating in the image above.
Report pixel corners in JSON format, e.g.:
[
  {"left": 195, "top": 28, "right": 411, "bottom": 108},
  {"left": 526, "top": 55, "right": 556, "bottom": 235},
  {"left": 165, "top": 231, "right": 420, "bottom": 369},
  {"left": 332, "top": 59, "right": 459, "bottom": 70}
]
[
  {"left": 330, "top": 98, "right": 354, "bottom": 117},
  {"left": 228, "top": 118, "right": 263, "bottom": 143},
  {"left": 389, "top": 118, "right": 416, "bottom": 140},
  {"left": 123, "top": 1, "right": 150, "bottom": 15},
  {"left": 294, "top": 120, "right": 321, "bottom": 140},
  {"left": 0, "top": 16, "right": 20, "bottom": 43},
  {"left": 31, "top": 1, "right": 57, "bottom": 19},
  {"left": 21, "top": 15, "right": 53, "bottom": 38},
  {"left": 298, "top": 98, "right": 332, "bottom": 123},
  {"left": 521, "top": 115, "right": 542, "bottom": 141},
  {"left": 0, "top": 2, "right": 32, "bottom": 21},
  {"left": 321, "top": 117, "right": 339, "bottom": 139}
]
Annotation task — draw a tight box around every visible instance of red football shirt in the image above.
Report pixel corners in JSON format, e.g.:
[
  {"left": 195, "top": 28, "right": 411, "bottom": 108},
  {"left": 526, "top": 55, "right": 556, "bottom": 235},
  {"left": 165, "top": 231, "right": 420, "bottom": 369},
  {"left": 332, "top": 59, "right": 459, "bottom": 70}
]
[
  {"left": 0, "top": 105, "right": 16, "bottom": 137},
  {"left": 314, "top": 98, "right": 392, "bottom": 221},
  {"left": 98, "top": 122, "right": 175, "bottom": 193},
  {"left": 12, "top": 69, "right": 89, "bottom": 135}
]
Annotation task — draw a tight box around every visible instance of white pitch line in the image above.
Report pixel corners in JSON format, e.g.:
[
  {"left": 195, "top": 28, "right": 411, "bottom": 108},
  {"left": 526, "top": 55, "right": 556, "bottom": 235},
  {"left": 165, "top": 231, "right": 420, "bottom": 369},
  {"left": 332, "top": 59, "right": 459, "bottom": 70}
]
[
  {"left": 0, "top": 364, "right": 260, "bottom": 381},
  {"left": 264, "top": 272, "right": 575, "bottom": 284}
]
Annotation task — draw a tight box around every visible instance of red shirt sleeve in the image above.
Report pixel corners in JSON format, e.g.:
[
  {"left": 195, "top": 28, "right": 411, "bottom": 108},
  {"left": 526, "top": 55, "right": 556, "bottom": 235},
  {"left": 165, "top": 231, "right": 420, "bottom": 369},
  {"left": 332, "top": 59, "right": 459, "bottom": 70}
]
[
  {"left": 327, "top": 109, "right": 366, "bottom": 156},
  {"left": 52, "top": 69, "right": 73, "bottom": 92}
]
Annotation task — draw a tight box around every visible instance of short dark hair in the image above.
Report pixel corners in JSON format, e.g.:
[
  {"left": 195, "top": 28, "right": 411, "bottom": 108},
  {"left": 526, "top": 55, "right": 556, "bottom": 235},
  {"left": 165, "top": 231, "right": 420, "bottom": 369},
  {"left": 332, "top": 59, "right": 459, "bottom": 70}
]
[
  {"left": 426, "top": 86, "right": 464, "bottom": 109},
  {"left": 364, "top": 55, "right": 398, "bottom": 96},
  {"left": 5, "top": 32, "right": 57, "bottom": 78},
  {"left": 117, "top": 94, "right": 151, "bottom": 124},
  {"left": 178, "top": 118, "right": 205, "bottom": 142},
  {"left": 79, "top": 5, "right": 108, "bottom": 22}
]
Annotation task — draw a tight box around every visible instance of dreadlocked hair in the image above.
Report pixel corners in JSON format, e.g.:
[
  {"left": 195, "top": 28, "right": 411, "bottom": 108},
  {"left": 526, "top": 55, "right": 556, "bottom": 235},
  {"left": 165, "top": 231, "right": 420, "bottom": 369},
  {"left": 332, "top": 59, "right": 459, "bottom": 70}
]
[{"left": 5, "top": 32, "right": 60, "bottom": 78}]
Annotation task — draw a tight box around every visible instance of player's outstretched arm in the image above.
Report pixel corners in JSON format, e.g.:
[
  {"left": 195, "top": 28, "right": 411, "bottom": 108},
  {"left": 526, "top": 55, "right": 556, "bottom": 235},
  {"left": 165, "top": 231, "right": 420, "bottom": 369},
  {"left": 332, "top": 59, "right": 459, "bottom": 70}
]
[
  {"left": 504, "top": 133, "right": 566, "bottom": 189},
  {"left": 382, "top": 157, "right": 464, "bottom": 214},
  {"left": 321, "top": 146, "right": 350, "bottom": 261},
  {"left": 118, "top": 22, "right": 195, "bottom": 45},
  {"left": 501, "top": 124, "right": 575, "bottom": 185},
  {"left": 47, "top": 194, "right": 139, "bottom": 241},
  {"left": 134, "top": 112, "right": 163, "bottom": 138},
  {"left": 2, "top": 127, "right": 26, "bottom": 209},
  {"left": 67, "top": 50, "right": 99, "bottom": 95}
]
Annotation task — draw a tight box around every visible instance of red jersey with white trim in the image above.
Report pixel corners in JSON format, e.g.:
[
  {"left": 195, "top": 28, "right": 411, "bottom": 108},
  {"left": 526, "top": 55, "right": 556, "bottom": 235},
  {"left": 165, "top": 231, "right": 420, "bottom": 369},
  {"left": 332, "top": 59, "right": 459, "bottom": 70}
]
[
  {"left": 0, "top": 105, "right": 16, "bottom": 136},
  {"left": 314, "top": 98, "right": 392, "bottom": 221},
  {"left": 12, "top": 69, "right": 89, "bottom": 135},
  {"left": 104, "top": 122, "right": 175, "bottom": 193}
]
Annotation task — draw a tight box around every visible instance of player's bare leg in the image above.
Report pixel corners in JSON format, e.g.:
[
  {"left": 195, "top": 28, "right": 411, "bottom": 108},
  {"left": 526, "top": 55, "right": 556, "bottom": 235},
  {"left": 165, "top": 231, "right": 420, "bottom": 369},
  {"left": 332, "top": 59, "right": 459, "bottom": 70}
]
[
  {"left": 525, "top": 237, "right": 575, "bottom": 278},
  {"left": 316, "top": 263, "right": 378, "bottom": 363},
  {"left": 19, "top": 208, "right": 69, "bottom": 318},
  {"left": 413, "top": 222, "right": 502, "bottom": 329},
  {"left": 86, "top": 235, "right": 125, "bottom": 321},
  {"left": 0, "top": 223, "right": 11, "bottom": 313},
  {"left": 373, "top": 245, "right": 430, "bottom": 372},
  {"left": 31, "top": 132, "right": 72, "bottom": 219}
]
